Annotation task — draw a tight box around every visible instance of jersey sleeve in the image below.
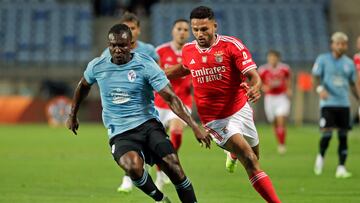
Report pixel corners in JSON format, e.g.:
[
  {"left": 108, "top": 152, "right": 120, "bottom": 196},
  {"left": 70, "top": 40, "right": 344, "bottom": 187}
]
[
  {"left": 230, "top": 39, "right": 257, "bottom": 74},
  {"left": 283, "top": 64, "right": 291, "bottom": 78},
  {"left": 312, "top": 55, "right": 324, "bottom": 77},
  {"left": 148, "top": 45, "right": 160, "bottom": 62},
  {"left": 144, "top": 57, "right": 169, "bottom": 92},
  {"left": 349, "top": 62, "right": 357, "bottom": 83},
  {"left": 83, "top": 58, "right": 98, "bottom": 85},
  {"left": 100, "top": 48, "right": 110, "bottom": 58}
]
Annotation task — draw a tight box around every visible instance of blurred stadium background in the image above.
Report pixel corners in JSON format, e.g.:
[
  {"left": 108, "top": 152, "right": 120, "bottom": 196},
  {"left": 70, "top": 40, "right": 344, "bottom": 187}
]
[
  {"left": 1, "top": 0, "right": 360, "bottom": 202},
  {"left": 0, "top": 0, "right": 359, "bottom": 124}
]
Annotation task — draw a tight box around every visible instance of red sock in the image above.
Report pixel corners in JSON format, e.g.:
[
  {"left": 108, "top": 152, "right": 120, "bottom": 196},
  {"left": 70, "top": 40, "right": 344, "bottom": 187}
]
[
  {"left": 250, "top": 171, "right": 281, "bottom": 203},
  {"left": 170, "top": 130, "right": 182, "bottom": 151},
  {"left": 275, "top": 126, "right": 286, "bottom": 145}
]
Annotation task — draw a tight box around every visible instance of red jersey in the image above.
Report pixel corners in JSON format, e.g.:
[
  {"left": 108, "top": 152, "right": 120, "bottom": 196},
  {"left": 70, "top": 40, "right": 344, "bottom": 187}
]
[
  {"left": 354, "top": 53, "right": 360, "bottom": 72},
  {"left": 154, "top": 42, "right": 192, "bottom": 108},
  {"left": 182, "top": 35, "right": 257, "bottom": 124},
  {"left": 258, "top": 63, "right": 290, "bottom": 95}
]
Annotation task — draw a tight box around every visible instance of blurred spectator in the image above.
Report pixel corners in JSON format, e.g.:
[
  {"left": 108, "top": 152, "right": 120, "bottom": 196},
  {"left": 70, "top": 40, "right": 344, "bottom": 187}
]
[{"left": 93, "top": 0, "right": 159, "bottom": 17}]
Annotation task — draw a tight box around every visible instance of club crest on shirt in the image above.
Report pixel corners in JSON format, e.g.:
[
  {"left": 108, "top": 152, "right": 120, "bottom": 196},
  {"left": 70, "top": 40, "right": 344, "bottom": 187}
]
[
  {"left": 214, "top": 51, "right": 224, "bottom": 63},
  {"left": 127, "top": 70, "right": 136, "bottom": 82}
]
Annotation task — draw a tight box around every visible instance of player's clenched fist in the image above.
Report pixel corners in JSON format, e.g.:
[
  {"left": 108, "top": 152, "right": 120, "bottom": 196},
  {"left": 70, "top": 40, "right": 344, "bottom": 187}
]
[{"left": 66, "top": 115, "right": 79, "bottom": 135}]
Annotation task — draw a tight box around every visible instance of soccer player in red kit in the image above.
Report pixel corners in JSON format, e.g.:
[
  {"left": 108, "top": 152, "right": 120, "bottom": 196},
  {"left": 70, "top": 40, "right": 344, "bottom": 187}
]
[
  {"left": 354, "top": 36, "right": 360, "bottom": 122},
  {"left": 166, "top": 6, "right": 281, "bottom": 203},
  {"left": 154, "top": 19, "right": 192, "bottom": 190},
  {"left": 258, "top": 50, "right": 291, "bottom": 154}
]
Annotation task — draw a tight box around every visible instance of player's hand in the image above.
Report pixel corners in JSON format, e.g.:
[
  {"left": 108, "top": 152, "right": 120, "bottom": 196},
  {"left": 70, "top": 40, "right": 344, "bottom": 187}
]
[
  {"left": 193, "top": 127, "right": 212, "bottom": 149},
  {"left": 319, "top": 89, "right": 328, "bottom": 100},
  {"left": 66, "top": 115, "right": 79, "bottom": 135},
  {"left": 241, "top": 82, "right": 261, "bottom": 103}
]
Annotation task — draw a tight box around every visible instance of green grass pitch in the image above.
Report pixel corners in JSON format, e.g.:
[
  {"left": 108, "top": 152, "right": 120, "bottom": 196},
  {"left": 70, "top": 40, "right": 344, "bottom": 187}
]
[{"left": 0, "top": 123, "right": 359, "bottom": 203}]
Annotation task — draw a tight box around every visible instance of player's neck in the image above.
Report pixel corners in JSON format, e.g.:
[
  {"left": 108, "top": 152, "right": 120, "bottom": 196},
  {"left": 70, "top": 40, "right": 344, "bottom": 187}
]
[
  {"left": 332, "top": 51, "right": 342, "bottom": 59},
  {"left": 198, "top": 34, "right": 217, "bottom": 49},
  {"left": 131, "top": 41, "right": 138, "bottom": 49},
  {"left": 171, "top": 41, "right": 183, "bottom": 51}
]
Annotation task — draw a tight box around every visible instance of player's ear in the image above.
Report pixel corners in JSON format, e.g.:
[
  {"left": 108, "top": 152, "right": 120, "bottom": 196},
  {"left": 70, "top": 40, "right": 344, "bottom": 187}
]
[{"left": 214, "top": 21, "right": 218, "bottom": 31}]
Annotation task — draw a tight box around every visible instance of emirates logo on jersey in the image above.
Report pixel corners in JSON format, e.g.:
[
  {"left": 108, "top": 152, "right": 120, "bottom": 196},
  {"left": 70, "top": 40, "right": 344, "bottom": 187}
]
[{"left": 214, "top": 51, "right": 224, "bottom": 63}]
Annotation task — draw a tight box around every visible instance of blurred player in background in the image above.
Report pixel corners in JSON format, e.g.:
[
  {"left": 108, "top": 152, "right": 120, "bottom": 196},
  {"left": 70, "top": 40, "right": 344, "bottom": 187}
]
[
  {"left": 101, "top": 12, "right": 159, "bottom": 63},
  {"left": 101, "top": 12, "right": 160, "bottom": 193},
  {"left": 353, "top": 35, "right": 360, "bottom": 122},
  {"left": 67, "top": 24, "right": 212, "bottom": 203},
  {"left": 312, "top": 32, "right": 359, "bottom": 178},
  {"left": 258, "top": 50, "right": 291, "bottom": 154},
  {"left": 154, "top": 19, "right": 192, "bottom": 191},
  {"left": 166, "top": 6, "right": 281, "bottom": 203}
]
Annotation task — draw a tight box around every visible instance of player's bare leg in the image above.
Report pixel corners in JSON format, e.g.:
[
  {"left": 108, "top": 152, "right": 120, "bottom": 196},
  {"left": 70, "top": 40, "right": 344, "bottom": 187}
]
[
  {"left": 158, "top": 153, "right": 197, "bottom": 203},
  {"left": 226, "top": 143, "right": 259, "bottom": 173},
  {"left": 118, "top": 151, "right": 168, "bottom": 202},
  {"left": 224, "top": 134, "right": 281, "bottom": 203},
  {"left": 155, "top": 119, "right": 185, "bottom": 190},
  {"left": 274, "top": 116, "right": 287, "bottom": 154}
]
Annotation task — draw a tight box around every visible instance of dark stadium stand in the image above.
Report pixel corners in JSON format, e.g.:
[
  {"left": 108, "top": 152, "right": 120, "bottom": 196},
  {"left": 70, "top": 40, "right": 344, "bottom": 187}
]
[
  {"left": 151, "top": 0, "right": 329, "bottom": 63},
  {"left": 0, "top": 0, "right": 92, "bottom": 63}
]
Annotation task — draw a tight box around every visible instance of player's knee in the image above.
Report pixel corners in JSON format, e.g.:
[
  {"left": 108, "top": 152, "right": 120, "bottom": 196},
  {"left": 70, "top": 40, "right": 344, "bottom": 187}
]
[
  {"left": 163, "top": 154, "right": 185, "bottom": 178},
  {"left": 119, "top": 153, "right": 144, "bottom": 178}
]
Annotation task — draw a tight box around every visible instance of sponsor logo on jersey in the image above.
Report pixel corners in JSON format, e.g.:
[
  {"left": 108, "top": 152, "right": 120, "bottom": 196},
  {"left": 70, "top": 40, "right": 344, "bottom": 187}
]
[
  {"left": 190, "top": 59, "right": 196, "bottom": 64},
  {"left": 190, "top": 66, "right": 226, "bottom": 84},
  {"left": 127, "top": 70, "right": 136, "bottom": 82},
  {"left": 110, "top": 88, "right": 131, "bottom": 104}
]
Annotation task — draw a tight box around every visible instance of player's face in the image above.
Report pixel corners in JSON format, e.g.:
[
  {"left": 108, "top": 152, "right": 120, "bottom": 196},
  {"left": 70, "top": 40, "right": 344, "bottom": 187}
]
[
  {"left": 108, "top": 32, "right": 132, "bottom": 65},
  {"left": 331, "top": 40, "right": 348, "bottom": 56},
  {"left": 123, "top": 21, "right": 140, "bottom": 44},
  {"left": 267, "top": 53, "right": 280, "bottom": 67},
  {"left": 172, "top": 22, "right": 190, "bottom": 46},
  {"left": 191, "top": 18, "right": 217, "bottom": 48}
]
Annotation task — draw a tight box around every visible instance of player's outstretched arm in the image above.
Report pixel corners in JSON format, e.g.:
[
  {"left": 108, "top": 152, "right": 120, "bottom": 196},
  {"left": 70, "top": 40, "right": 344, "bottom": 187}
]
[
  {"left": 243, "top": 69, "right": 262, "bottom": 103},
  {"left": 164, "top": 64, "right": 191, "bottom": 79},
  {"left": 66, "top": 77, "right": 92, "bottom": 135},
  {"left": 158, "top": 84, "right": 211, "bottom": 148}
]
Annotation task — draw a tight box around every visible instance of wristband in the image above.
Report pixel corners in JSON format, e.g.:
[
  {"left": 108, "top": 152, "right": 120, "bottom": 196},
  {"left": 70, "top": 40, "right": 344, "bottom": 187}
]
[{"left": 316, "top": 85, "right": 324, "bottom": 94}]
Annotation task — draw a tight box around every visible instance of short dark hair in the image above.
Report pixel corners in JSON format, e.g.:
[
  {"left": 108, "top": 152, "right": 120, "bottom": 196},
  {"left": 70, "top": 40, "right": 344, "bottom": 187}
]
[
  {"left": 172, "top": 18, "right": 189, "bottom": 27},
  {"left": 108, "top": 24, "right": 132, "bottom": 40},
  {"left": 190, "top": 6, "right": 215, "bottom": 20},
  {"left": 120, "top": 12, "right": 140, "bottom": 27},
  {"left": 267, "top": 49, "right": 281, "bottom": 58}
]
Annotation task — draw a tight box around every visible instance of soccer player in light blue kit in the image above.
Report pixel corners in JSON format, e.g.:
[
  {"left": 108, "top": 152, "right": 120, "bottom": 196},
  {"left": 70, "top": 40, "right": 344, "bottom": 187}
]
[
  {"left": 101, "top": 12, "right": 159, "bottom": 63},
  {"left": 101, "top": 12, "right": 160, "bottom": 192},
  {"left": 312, "top": 32, "right": 360, "bottom": 178},
  {"left": 67, "top": 24, "right": 211, "bottom": 203}
]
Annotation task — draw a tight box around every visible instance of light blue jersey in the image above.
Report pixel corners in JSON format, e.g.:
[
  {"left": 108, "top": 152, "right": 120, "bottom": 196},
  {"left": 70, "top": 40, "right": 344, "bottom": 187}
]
[
  {"left": 84, "top": 53, "right": 169, "bottom": 139},
  {"left": 312, "top": 52, "right": 357, "bottom": 108},
  {"left": 101, "top": 40, "right": 159, "bottom": 62}
]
